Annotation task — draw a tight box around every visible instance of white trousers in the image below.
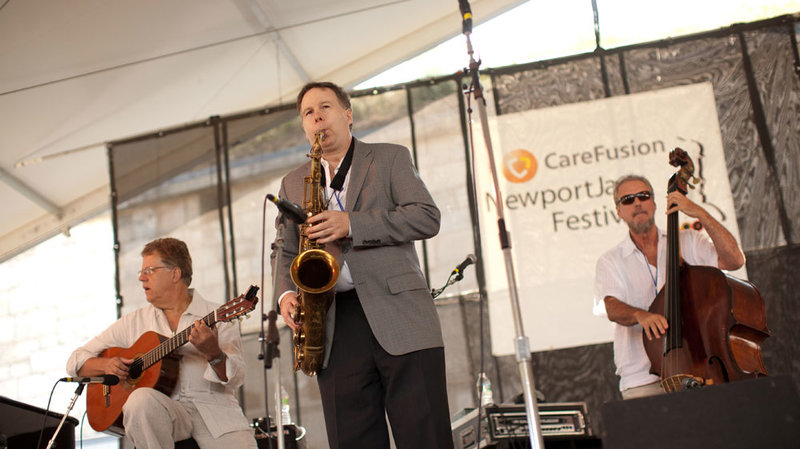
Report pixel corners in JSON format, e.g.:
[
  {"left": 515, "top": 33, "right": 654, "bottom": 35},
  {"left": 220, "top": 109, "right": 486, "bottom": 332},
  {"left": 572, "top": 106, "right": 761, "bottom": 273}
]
[
  {"left": 122, "top": 388, "right": 257, "bottom": 449},
  {"left": 621, "top": 380, "right": 665, "bottom": 400}
]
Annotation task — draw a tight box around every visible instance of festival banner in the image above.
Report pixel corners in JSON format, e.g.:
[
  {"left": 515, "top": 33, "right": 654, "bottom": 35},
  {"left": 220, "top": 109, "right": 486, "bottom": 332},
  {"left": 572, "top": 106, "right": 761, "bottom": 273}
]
[{"left": 474, "top": 82, "right": 745, "bottom": 355}]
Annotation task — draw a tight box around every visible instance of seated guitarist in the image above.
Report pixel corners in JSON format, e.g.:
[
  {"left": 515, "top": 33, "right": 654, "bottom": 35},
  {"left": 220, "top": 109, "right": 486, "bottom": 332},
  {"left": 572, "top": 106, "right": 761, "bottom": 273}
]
[{"left": 66, "top": 237, "right": 257, "bottom": 449}]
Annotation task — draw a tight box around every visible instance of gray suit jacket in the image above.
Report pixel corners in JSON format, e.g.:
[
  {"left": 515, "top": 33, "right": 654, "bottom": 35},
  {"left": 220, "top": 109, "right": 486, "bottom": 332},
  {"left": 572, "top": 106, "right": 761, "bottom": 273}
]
[{"left": 273, "top": 138, "right": 444, "bottom": 363}]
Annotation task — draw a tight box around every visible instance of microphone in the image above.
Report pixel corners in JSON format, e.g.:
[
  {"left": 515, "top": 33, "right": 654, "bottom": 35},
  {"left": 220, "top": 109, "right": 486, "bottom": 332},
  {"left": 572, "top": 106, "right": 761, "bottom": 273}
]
[
  {"left": 266, "top": 194, "right": 307, "bottom": 224},
  {"left": 452, "top": 254, "right": 477, "bottom": 278},
  {"left": 60, "top": 375, "right": 120, "bottom": 385},
  {"left": 458, "top": 0, "right": 473, "bottom": 34}
]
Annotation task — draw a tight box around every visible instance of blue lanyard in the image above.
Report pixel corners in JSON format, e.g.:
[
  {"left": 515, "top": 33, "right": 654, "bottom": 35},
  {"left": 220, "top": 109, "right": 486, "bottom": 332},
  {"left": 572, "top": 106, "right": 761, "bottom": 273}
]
[
  {"left": 637, "top": 247, "right": 658, "bottom": 297},
  {"left": 333, "top": 190, "right": 344, "bottom": 211}
]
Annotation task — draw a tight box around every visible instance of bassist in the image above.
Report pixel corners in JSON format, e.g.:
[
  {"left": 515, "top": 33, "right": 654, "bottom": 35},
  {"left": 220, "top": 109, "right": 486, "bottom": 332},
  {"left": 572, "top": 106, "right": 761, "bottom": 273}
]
[
  {"left": 594, "top": 175, "right": 745, "bottom": 399},
  {"left": 65, "top": 237, "right": 257, "bottom": 449}
]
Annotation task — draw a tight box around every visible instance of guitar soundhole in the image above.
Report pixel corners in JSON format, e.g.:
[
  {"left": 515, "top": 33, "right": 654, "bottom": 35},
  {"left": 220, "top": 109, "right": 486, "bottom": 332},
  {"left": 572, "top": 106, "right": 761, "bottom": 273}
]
[{"left": 129, "top": 360, "right": 143, "bottom": 380}]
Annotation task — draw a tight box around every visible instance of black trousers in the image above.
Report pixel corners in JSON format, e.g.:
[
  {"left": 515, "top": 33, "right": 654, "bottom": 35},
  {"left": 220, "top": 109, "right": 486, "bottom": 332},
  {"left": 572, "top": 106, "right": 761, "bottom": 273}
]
[{"left": 317, "top": 290, "right": 454, "bottom": 449}]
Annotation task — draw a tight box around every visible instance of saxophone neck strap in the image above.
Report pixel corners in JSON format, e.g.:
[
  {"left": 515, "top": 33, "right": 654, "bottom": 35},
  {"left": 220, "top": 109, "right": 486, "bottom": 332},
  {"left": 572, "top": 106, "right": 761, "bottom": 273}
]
[{"left": 321, "top": 137, "right": 355, "bottom": 192}]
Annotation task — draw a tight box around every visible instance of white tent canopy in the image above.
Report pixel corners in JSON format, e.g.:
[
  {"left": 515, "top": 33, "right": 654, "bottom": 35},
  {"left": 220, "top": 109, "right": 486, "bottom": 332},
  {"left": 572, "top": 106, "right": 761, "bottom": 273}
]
[{"left": 0, "top": 0, "right": 523, "bottom": 261}]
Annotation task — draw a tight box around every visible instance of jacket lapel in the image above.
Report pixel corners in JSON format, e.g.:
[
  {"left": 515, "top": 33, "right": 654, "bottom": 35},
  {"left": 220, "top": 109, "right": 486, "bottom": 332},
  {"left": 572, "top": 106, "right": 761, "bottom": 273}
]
[{"left": 345, "top": 139, "right": 372, "bottom": 211}]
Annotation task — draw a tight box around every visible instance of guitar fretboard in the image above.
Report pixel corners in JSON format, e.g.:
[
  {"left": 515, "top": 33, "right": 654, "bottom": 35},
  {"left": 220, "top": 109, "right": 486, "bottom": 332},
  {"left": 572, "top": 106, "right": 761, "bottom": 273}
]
[{"left": 135, "top": 311, "right": 217, "bottom": 372}]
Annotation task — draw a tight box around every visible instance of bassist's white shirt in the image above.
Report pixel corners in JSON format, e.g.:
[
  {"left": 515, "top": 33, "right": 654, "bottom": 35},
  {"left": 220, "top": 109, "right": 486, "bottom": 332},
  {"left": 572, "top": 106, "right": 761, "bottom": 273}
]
[{"left": 66, "top": 289, "right": 251, "bottom": 438}]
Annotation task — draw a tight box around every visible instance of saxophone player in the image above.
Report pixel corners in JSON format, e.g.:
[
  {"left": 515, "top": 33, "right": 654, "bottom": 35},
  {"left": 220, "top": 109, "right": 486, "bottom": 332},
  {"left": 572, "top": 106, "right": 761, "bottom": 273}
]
[{"left": 272, "top": 82, "right": 454, "bottom": 449}]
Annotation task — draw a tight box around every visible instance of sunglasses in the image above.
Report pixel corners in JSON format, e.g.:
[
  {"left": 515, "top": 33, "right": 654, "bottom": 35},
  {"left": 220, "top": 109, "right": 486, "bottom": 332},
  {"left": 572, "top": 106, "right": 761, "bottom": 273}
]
[{"left": 616, "top": 190, "right": 652, "bottom": 206}]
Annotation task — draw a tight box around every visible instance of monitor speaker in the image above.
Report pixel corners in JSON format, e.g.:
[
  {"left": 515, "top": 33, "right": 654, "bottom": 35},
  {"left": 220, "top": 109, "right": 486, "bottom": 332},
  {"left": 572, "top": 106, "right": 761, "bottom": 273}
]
[{"left": 602, "top": 376, "right": 800, "bottom": 449}]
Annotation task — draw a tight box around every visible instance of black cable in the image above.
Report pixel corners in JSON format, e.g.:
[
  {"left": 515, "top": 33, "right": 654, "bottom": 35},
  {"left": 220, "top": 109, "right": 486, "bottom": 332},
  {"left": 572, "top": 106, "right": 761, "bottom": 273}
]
[
  {"left": 35, "top": 380, "right": 61, "bottom": 449},
  {"left": 430, "top": 272, "right": 456, "bottom": 299},
  {"left": 213, "top": 118, "right": 232, "bottom": 300},
  {"left": 80, "top": 409, "right": 87, "bottom": 449},
  {"left": 222, "top": 122, "right": 239, "bottom": 297},
  {"left": 462, "top": 64, "right": 487, "bottom": 448},
  {"left": 107, "top": 144, "right": 124, "bottom": 319}
]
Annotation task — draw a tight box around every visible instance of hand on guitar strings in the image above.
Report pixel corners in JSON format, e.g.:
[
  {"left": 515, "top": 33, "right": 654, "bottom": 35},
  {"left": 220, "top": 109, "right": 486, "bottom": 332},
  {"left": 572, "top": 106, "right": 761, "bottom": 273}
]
[
  {"left": 190, "top": 320, "right": 222, "bottom": 361},
  {"left": 104, "top": 356, "right": 134, "bottom": 381}
]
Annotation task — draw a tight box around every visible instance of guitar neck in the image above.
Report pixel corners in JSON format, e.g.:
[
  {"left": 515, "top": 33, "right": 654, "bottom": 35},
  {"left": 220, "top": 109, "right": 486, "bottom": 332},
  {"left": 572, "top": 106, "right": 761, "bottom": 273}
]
[
  {"left": 133, "top": 285, "right": 258, "bottom": 373},
  {"left": 139, "top": 311, "right": 217, "bottom": 372}
]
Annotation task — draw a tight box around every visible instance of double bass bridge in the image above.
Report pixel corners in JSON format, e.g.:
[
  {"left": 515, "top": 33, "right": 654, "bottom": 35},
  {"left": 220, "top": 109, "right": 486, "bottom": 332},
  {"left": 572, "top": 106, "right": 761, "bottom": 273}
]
[{"left": 661, "top": 374, "right": 713, "bottom": 392}]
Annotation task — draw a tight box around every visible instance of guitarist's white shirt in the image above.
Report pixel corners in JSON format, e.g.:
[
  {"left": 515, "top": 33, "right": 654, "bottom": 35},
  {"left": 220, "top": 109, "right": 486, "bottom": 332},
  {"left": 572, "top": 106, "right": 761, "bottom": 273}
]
[{"left": 66, "top": 289, "right": 251, "bottom": 438}]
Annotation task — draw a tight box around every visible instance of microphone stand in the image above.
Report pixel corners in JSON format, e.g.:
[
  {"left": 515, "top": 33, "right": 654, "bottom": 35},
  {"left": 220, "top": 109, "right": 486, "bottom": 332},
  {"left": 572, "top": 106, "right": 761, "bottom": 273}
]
[
  {"left": 45, "top": 383, "right": 84, "bottom": 449},
  {"left": 458, "top": 4, "right": 544, "bottom": 449},
  {"left": 259, "top": 195, "right": 284, "bottom": 449}
]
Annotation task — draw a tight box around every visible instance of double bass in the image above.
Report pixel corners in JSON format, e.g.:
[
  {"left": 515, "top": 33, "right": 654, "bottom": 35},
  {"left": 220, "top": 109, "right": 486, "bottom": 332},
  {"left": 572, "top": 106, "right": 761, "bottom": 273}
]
[{"left": 642, "top": 148, "right": 770, "bottom": 392}]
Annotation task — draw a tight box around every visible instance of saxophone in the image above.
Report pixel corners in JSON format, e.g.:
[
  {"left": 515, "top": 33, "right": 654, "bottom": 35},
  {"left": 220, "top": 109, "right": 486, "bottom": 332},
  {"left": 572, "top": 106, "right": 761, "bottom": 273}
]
[{"left": 290, "top": 130, "right": 340, "bottom": 376}]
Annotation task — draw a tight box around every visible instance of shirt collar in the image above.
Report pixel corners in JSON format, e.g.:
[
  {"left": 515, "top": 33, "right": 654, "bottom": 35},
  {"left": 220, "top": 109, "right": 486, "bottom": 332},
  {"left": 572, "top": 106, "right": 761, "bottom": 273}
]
[
  {"left": 619, "top": 226, "right": 666, "bottom": 257},
  {"left": 183, "top": 288, "right": 205, "bottom": 318}
]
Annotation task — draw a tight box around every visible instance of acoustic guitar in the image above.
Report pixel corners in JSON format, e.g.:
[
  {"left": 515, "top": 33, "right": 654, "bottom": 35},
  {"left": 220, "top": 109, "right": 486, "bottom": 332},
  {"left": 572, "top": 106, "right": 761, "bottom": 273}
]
[{"left": 86, "top": 285, "right": 259, "bottom": 434}]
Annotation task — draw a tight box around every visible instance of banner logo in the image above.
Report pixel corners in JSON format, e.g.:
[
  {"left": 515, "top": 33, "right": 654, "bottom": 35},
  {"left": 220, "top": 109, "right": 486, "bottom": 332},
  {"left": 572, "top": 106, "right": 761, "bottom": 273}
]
[{"left": 502, "top": 149, "right": 537, "bottom": 183}]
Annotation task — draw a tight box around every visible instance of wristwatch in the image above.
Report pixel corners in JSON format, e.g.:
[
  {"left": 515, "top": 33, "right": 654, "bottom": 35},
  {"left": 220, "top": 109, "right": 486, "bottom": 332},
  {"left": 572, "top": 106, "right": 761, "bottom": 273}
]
[{"left": 208, "top": 353, "right": 225, "bottom": 366}]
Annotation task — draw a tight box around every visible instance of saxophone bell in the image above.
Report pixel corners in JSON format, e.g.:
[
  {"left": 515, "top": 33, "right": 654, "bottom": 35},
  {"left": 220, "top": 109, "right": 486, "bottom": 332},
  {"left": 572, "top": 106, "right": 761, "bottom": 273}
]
[{"left": 290, "top": 249, "right": 339, "bottom": 294}]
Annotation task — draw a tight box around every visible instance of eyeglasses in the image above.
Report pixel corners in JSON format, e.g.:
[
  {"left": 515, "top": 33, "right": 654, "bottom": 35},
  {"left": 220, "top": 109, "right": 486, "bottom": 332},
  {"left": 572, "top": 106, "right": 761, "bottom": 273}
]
[
  {"left": 137, "top": 266, "right": 172, "bottom": 276},
  {"left": 616, "top": 191, "right": 652, "bottom": 206}
]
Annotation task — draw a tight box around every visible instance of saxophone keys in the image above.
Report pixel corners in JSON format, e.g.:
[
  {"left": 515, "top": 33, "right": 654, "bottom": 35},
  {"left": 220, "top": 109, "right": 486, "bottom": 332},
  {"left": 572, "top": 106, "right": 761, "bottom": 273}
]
[{"left": 291, "top": 306, "right": 303, "bottom": 322}]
